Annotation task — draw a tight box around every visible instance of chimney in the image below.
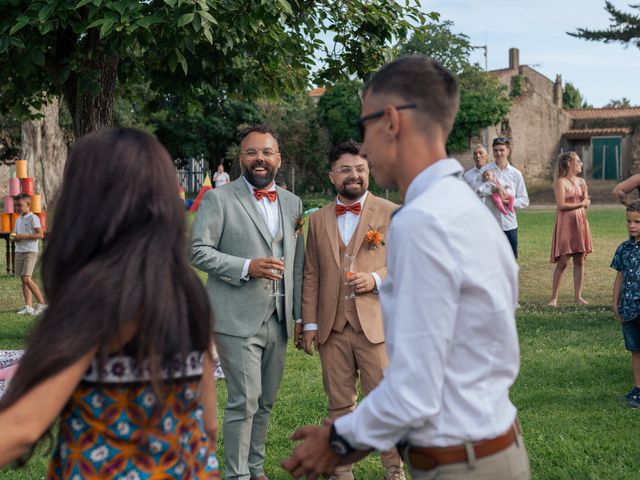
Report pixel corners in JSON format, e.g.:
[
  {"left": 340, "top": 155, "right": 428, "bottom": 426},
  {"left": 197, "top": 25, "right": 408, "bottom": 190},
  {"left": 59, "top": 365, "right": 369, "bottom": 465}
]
[
  {"left": 554, "top": 74, "right": 563, "bottom": 107},
  {"left": 508, "top": 48, "right": 519, "bottom": 71}
]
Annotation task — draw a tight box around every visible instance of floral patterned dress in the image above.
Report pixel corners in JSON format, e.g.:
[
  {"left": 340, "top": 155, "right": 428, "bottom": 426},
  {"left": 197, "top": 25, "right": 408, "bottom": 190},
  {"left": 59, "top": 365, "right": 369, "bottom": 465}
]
[{"left": 47, "top": 351, "right": 219, "bottom": 479}]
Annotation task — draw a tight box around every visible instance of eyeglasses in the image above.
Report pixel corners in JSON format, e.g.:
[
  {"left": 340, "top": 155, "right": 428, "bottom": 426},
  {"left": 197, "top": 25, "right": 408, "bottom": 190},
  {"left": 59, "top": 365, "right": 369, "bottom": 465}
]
[
  {"left": 355, "top": 103, "right": 417, "bottom": 141},
  {"left": 242, "top": 148, "right": 279, "bottom": 158},
  {"left": 492, "top": 137, "right": 511, "bottom": 146},
  {"left": 334, "top": 166, "right": 369, "bottom": 176}
]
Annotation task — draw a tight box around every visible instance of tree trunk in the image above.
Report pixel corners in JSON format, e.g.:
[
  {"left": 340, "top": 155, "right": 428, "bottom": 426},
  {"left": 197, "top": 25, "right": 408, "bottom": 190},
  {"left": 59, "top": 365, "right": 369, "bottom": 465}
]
[
  {"left": 21, "top": 97, "right": 68, "bottom": 211},
  {"left": 60, "top": 29, "right": 119, "bottom": 138}
]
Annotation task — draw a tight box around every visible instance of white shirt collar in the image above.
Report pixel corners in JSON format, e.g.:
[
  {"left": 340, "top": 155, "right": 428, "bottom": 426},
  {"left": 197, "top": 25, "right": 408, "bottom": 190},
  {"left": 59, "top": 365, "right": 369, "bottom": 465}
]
[{"left": 405, "top": 159, "right": 463, "bottom": 205}]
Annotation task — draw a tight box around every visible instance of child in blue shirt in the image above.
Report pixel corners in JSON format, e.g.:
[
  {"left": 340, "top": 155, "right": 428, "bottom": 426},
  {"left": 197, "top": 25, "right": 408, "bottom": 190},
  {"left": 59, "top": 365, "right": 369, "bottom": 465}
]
[{"left": 611, "top": 200, "right": 640, "bottom": 408}]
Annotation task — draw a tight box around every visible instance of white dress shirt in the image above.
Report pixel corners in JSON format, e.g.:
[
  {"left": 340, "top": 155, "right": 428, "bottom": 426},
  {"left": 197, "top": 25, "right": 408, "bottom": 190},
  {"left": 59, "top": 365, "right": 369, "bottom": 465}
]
[
  {"left": 334, "top": 158, "right": 520, "bottom": 450},
  {"left": 480, "top": 162, "right": 529, "bottom": 231},
  {"left": 241, "top": 176, "right": 280, "bottom": 279},
  {"left": 303, "top": 192, "right": 381, "bottom": 332},
  {"left": 462, "top": 166, "right": 484, "bottom": 191}
]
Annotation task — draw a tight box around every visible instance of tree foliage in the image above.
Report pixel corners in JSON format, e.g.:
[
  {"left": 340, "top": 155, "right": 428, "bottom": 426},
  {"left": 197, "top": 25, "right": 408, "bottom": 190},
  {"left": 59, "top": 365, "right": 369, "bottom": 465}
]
[
  {"left": 604, "top": 97, "right": 634, "bottom": 108},
  {"left": 316, "top": 79, "right": 362, "bottom": 145},
  {"left": 570, "top": 2, "right": 640, "bottom": 49},
  {"left": 397, "top": 20, "right": 472, "bottom": 74},
  {"left": 397, "top": 21, "right": 511, "bottom": 151},
  {"left": 562, "top": 82, "right": 591, "bottom": 109},
  {"left": 0, "top": 0, "right": 433, "bottom": 138},
  {"left": 448, "top": 65, "right": 511, "bottom": 152}
]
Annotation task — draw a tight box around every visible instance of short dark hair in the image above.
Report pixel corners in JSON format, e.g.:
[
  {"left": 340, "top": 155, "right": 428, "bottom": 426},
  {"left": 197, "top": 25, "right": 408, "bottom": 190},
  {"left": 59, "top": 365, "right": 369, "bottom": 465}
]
[
  {"left": 13, "top": 193, "right": 31, "bottom": 203},
  {"left": 362, "top": 55, "right": 459, "bottom": 137},
  {"left": 492, "top": 137, "right": 511, "bottom": 147},
  {"left": 329, "top": 140, "right": 362, "bottom": 166},
  {"left": 627, "top": 200, "right": 640, "bottom": 213},
  {"left": 238, "top": 124, "right": 280, "bottom": 146}
]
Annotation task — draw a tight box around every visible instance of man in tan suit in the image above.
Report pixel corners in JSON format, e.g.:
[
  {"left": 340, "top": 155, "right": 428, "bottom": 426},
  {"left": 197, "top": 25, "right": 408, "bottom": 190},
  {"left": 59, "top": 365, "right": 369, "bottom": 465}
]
[{"left": 300, "top": 140, "right": 404, "bottom": 480}]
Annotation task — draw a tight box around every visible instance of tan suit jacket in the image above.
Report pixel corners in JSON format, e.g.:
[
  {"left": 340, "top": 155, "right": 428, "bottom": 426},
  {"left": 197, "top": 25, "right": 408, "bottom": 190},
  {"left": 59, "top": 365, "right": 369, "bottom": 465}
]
[{"left": 302, "top": 193, "right": 397, "bottom": 344}]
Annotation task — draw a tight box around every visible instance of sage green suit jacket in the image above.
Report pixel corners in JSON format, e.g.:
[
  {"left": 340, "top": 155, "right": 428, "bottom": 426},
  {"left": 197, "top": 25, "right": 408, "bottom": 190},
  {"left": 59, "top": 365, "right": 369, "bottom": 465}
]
[{"left": 190, "top": 177, "right": 304, "bottom": 339}]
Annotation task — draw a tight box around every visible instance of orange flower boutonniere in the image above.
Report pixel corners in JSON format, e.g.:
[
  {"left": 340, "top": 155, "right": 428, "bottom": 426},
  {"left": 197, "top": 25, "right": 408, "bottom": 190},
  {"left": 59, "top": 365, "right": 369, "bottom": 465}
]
[
  {"left": 294, "top": 215, "right": 305, "bottom": 238},
  {"left": 365, "top": 225, "right": 385, "bottom": 250}
]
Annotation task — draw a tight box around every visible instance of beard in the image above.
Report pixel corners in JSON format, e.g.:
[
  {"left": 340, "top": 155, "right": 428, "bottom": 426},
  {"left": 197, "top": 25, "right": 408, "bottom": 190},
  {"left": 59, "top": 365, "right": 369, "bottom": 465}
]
[
  {"left": 337, "top": 179, "right": 366, "bottom": 200},
  {"left": 242, "top": 160, "right": 278, "bottom": 189}
]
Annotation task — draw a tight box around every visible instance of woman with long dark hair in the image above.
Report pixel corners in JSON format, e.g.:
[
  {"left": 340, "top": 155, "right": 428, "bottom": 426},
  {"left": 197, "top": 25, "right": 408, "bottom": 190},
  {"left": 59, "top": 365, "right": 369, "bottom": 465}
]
[
  {"left": 0, "top": 128, "right": 219, "bottom": 478},
  {"left": 549, "top": 151, "right": 593, "bottom": 306}
]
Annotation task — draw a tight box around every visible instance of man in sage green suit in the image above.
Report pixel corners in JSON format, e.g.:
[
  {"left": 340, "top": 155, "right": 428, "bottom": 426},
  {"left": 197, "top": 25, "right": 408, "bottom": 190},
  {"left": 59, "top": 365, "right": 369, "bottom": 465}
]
[{"left": 191, "top": 125, "right": 304, "bottom": 480}]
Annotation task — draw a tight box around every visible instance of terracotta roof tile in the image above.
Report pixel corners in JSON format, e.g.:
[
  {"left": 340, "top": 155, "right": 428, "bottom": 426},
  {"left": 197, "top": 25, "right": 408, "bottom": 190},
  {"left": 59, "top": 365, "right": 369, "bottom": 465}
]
[
  {"left": 564, "top": 127, "right": 632, "bottom": 140},
  {"left": 565, "top": 108, "right": 640, "bottom": 119},
  {"left": 308, "top": 87, "right": 326, "bottom": 97}
]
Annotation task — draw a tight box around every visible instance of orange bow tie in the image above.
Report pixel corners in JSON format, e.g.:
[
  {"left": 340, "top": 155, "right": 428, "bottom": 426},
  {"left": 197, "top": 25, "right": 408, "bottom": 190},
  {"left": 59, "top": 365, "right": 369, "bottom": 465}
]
[
  {"left": 253, "top": 189, "right": 278, "bottom": 202},
  {"left": 335, "top": 202, "right": 362, "bottom": 216}
]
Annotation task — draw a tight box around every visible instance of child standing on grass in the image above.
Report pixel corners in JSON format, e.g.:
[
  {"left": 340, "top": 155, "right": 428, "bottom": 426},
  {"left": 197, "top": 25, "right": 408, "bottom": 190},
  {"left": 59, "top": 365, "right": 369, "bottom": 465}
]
[
  {"left": 611, "top": 200, "right": 640, "bottom": 408},
  {"left": 12, "top": 193, "right": 46, "bottom": 315}
]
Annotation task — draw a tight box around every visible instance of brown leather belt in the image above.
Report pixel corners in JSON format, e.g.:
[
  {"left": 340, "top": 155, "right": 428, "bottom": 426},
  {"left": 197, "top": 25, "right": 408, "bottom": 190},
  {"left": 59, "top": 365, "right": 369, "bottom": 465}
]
[{"left": 400, "top": 421, "right": 521, "bottom": 471}]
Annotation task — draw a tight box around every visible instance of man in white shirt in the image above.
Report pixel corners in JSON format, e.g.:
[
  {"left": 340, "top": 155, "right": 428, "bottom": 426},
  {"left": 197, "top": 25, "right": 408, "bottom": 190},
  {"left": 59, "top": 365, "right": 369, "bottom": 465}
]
[
  {"left": 283, "top": 55, "right": 530, "bottom": 480},
  {"left": 463, "top": 144, "right": 488, "bottom": 191},
  {"left": 481, "top": 137, "right": 529, "bottom": 258},
  {"left": 300, "top": 140, "right": 403, "bottom": 480}
]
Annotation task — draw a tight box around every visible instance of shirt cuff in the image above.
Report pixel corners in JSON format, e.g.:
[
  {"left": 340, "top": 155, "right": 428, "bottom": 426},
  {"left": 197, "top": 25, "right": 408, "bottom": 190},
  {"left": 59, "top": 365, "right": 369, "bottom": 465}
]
[
  {"left": 303, "top": 323, "right": 318, "bottom": 331},
  {"left": 371, "top": 272, "right": 382, "bottom": 293},
  {"left": 334, "top": 413, "right": 369, "bottom": 451},
  {"left": 241, "top": 259, "right": 251, "bottom": 281},
  {"left": 295, "top": 318, "right": 302, "bottom": 324}
]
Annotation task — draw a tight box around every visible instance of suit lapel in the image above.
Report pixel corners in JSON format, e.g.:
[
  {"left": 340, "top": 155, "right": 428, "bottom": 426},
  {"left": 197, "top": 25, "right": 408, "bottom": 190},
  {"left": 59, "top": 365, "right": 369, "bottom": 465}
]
[
  {"left": 324, "top": 201, "right": 341, "bottom": 268},
  {"left": 233, "top": 178, "right": 273, "bottom": 246},
  {"left": 350, "top": 193, "right": 377, "bottom": 255},
  {"left": 277, "top": 186, "right": 292, "bottom": 254}
]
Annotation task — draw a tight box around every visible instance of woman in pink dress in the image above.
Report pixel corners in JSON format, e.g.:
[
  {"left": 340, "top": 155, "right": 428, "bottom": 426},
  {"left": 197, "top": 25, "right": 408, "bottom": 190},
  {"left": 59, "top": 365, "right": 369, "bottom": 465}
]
[{"left": 549, "top": 151, "right": 593, "bottom": 306}]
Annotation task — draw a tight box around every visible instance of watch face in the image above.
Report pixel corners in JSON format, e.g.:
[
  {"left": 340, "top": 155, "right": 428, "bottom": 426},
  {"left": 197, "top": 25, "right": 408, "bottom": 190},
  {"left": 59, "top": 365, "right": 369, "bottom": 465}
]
[{"left": 330, "top": 439, "right": 350, "bottom": 456}]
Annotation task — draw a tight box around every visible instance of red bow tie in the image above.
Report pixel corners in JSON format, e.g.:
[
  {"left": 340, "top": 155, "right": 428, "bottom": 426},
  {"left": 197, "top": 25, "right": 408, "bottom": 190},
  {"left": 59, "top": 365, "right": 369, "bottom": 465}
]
[
  {"left": 253, "top": 189, "right": 278, "bottom": 202},
  {"left": 335, "top": 202, "right": 362, "bottom": 216}
]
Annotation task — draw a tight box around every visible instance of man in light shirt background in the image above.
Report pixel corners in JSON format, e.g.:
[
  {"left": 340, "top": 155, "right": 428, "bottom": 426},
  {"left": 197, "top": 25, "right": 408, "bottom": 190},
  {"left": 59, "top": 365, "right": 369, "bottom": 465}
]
[
  {"left": 462, "top": 144, "right": 489, "bottom": 192},
  {"left": 283, "top": 55, "right": 530, "bottom": 480},
  {"left": 481, "top": 137, "right": 529, "bottom": 258}
]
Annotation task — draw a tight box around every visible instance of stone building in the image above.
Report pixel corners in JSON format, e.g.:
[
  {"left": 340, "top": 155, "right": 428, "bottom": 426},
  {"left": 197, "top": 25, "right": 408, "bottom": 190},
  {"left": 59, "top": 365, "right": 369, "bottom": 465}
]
[{"left": 458, "top": 47, "right": 640, "bottom": 181}]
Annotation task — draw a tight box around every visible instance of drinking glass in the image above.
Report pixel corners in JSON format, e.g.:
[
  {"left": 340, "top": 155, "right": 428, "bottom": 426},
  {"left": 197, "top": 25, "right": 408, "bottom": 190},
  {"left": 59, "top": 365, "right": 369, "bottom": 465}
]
[
  {"left": 270, "top": 256, "right": 285, "bottom": 297},
  {"left": 343, "top": 254, "right": 357, "bottom": 300}
]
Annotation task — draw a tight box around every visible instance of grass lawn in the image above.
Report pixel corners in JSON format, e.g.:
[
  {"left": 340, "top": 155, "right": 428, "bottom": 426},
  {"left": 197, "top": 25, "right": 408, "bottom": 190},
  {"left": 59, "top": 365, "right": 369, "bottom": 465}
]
[{"left": 0, "top": 205, "right": 637, "bottom": 479}]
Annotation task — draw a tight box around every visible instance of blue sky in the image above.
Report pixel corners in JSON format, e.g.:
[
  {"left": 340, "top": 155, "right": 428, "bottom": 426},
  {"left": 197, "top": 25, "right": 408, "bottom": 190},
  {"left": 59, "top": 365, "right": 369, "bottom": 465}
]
[{"left": 423, "top": 0, "right": 640, "bottom": 107}]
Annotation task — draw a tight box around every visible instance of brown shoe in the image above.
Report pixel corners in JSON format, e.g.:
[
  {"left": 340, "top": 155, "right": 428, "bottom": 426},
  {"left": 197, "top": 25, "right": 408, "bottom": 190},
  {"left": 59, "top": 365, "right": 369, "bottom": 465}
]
[{"left": 385, "top": 466, "right": 406, "bottom": 480}]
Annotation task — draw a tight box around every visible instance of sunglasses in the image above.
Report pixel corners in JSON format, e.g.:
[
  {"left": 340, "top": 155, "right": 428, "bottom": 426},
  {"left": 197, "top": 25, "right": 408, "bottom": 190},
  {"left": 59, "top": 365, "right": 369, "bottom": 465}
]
[
  {"left": 492, "top": 137, "right": 511, "bottom": 146},
  {"left": 355, "top": 103, "right": 417, "bottom": 141}
]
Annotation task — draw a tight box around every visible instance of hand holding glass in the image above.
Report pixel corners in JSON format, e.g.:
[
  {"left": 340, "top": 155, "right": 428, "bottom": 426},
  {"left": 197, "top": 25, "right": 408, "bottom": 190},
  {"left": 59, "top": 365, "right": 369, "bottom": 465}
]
[
  {"left": 270, "top": 256, "right": 285, "bottom": 297},
  {"left": 343, "top": 255, "right": 357, "bottom": 300}
]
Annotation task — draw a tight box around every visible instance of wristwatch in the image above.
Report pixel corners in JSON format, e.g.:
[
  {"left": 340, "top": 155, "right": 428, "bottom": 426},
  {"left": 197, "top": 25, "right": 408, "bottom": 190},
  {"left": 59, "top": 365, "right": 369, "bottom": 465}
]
[{"left": 329, "top": 424, "right": 355, "bottom": 456}]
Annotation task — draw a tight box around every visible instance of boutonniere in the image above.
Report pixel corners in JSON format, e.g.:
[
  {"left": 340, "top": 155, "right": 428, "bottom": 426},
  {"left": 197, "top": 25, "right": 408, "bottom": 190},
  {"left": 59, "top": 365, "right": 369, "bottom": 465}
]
[
  {"left": 365, "top": 225, "right": 385, "bottom": 250},
  {"left": 294, "top": 215, "right": 305, "bottom": 238}
]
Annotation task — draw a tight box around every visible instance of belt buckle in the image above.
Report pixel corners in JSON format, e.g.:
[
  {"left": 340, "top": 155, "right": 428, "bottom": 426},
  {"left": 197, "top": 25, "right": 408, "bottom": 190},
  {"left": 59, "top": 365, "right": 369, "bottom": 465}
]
[{"left": 399, "top": 443, "right": 438, "bottom": 472}]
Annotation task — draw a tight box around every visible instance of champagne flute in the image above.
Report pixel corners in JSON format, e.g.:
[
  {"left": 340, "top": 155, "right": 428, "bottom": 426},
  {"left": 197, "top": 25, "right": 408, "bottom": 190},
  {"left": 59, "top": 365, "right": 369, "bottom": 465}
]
[
  {"left": 343, "top": 254, "right": 357, "bottom": 300},
  {"left": 270, "top": 256, "right": 285, "bottom": 297}
]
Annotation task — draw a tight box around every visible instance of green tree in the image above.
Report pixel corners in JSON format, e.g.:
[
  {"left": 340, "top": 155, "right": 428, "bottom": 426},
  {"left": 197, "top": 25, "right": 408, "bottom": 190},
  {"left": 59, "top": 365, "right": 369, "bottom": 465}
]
[
  {"left": 0, "top": 1, "right": 432, "bottom": 139},
  {"left": 152, "top": 93, "right": 260, "bottom": 169},
  {"left": 397, "top": 20, "right": 472, "bottom": 74},
  {"left": 562, "top": 82, "right": 591, "bottom": 109},
  {"left": 316, "top": 79, "right": 362, "bottom": 145},
  {"left": 448, "top": 65, "right": 511, "bottom": 152},
  {"left": 258, "top": 93, "right": 331, "bottom": 194},
  {"left": 570, "top": 2, "right": 640, "bottom": 49},
  {"left": 397, "top": 21, "right": 511, "bottom": 151},
  {"left": 604, "top": 97, "right": 634, "bottom": 108}
]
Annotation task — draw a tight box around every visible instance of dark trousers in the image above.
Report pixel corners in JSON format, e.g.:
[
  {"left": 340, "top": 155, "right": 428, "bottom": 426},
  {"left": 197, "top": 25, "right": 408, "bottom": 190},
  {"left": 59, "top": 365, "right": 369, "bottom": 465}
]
[{"left": 504, "top": 228, "right": 518, "bottom": 259}]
